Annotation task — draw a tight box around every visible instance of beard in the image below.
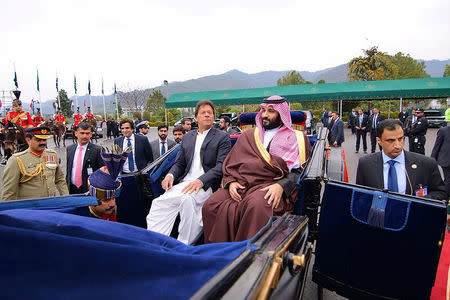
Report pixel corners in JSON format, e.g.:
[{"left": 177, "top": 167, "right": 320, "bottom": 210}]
[
  {"left": 159, "top": 134, "right": 167, "bottom": 140},
  {"left": 262, "top": 115, "right": 281, "bottom": 130}
]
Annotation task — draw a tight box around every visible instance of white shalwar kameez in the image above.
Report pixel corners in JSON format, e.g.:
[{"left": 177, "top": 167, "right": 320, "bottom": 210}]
[{"left": 146, "top": 129, "right": 212, "bottom": 244}]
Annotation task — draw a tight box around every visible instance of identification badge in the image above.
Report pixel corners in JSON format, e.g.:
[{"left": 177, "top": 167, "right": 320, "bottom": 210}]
[
  {"left": 415, "top": 185, "right": 428, "bottom": 197},
  {"left": 414, "top": 137, "right": 419, "bottom": 143},
  {"left": 87, "top": 167, "right": 93, "bottom": 175}
]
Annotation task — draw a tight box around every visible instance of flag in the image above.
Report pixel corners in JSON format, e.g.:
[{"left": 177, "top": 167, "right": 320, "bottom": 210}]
[
  {"left": 30, "top": 99, "right": 34, "bottom": 109},
  {"left": 14, "top": 71, "right": 18, "bottom": 89},
  {"left": 88, "top": 80, "right": 91, "bottom": 95},
  {"left": 37, "top": 69, "right": 40, "bottom": 92},
  {"left": 84, "top": 99, "right": 86, "bottom": 107},
  {"left": 101, "top": 79, "right": 104, "bottom": 95},
  {"left": 114, "top": 82, "right": 117, "bottom": 94},
  {"left": 74, "top": 75, "right": 77, "bottom": 94},
  {"left": 71, "top": 100, "right": 74, "bottom": 109},
  {"left": 0, "top": 100, "right": 2, "bottom": 109},
  {"left": 56, "top": 76, "right": 59, "bottom": 91}
]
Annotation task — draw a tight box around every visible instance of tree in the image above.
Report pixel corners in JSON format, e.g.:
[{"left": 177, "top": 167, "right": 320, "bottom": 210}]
[
  {"left": 277, "top": 71, "right": 312, "bottom": 86},
  {"left": 58, "top": 89, "right": 73, "bottom": 118},
  {"left": 317, "top": 79, "right": 326, "bottom": 84},
  {"left": 117, "top": 84, "right": 151, "bottom": 111},
  {"left": 348, "top": 46, "right": 398, "bottom": 81},
  {"left": 391, "top": 52, "right": 429, "bottom": 79},
  {"left": 444, "top": 64, "right": 450, "bottom": 77},
  {"left": 145, "top": 90, "right": 166, "bottom": 113}
]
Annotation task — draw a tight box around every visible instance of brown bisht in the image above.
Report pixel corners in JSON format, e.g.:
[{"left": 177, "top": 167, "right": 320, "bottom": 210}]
[{"left": 202, "top": 128, "right": 309, "bottom": 243}]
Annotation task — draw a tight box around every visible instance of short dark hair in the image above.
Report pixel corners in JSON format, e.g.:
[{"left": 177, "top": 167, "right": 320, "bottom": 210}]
[
  {"left": 173, "top": 125, "right": 185, "bottom": 134},
  {"left": 181, "top": 118, "right": 191, "bottom": 125},
  {"left": 221, "top": 116, "right": 231, "bottom": 125},
  {"left": 194, "top": 99, "right": 215, "bottom": 117},
  {"left": 376, "top": 119, "right": 403, "bottom": 138},
  {"left": 333, "top": 111, "right": 340, "bottom": 116},
  {"left": 120, "top": 119, "right": 135, "bottom": 129},
  {"left": 157, "top": 124, "right": 168, "bottom": 131},
  {"left": 76, "top": 122, "right": 92, "bottom": 131}
]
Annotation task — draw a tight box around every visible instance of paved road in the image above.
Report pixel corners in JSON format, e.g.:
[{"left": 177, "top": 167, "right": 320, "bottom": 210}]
[{"left": 0, "top": 126, "right": 443, "bottom": 299}]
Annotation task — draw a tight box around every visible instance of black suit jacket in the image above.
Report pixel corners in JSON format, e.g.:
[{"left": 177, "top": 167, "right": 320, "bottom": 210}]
[
  {"left": 431, "top": 125, "right": 450, "bottom": 167},
  {"left": 114, "top": 134, "right": 153, "bottom": 171},
  {"left": 356, "top": 151, "right": 447, "bottom": 200},
  {"left": 168, "top": 127, "right": 231, "bottom": 191},
  {"left": 355, "top": 114, "right": 369, "bottom": 131},
  {"left": 330, "top": 118, "right": 345, "bottom": 145},
  {"left": 66, "top": 142, "right": 104, "bottom": 193},
  {"left": 398, "top": 111, "right": 409, "bottom": 124},
  {"left": 369, "top": 113, "right": 386, "bottom": 133}
]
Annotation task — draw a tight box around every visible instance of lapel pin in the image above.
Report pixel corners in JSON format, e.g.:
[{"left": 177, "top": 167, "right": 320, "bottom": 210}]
[{"left": 411, "top": 164, "right": 417, "bottom": 169}]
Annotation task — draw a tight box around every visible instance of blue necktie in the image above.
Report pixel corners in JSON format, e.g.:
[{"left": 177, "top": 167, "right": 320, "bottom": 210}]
[
  {"left": 127, "top": 138, "right": 135, "bottom": 172},
  {"left": 161, "top": 141, "right": 166, "bottom": 155},
  {"left": 387, "top": 160, "right": 398, "bottom": 192}
]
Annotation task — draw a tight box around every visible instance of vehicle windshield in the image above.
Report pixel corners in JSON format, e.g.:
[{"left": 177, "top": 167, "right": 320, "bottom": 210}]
[{"left": 424, "top": 111, "right": 443, "bottom": 117}]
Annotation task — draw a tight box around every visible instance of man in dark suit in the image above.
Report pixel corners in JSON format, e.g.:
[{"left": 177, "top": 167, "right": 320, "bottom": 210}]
[
  {"left": 66, "top": 122, "right": 104, "bottom": 194},
  {"left": 330, "top": 111, "right": 344, "bottom": 147},
  {"left": 409, "top": 108, "right": 428, "bottom": 155},
  {"left": 150, "top": 124, "right": 176, "bottom": 159},
  {"left": 219, "top": 116, "right": 237, "bottom": 135},
  {"left": 356, "top": 119, "right": 447, "bottom": 200},
  {"left": 398, "top": 107, "right": 409, "bottom": 125},
  {"left": 431, "top": 124, "right": 450, "bottom": 194},
  {"left": 369, "top": 107, "right": 386, "bottom": 153},
  {"left": 348, "top": 108, "right": 357, "bottom": 134},
  {"left": 355, "top": 108, "right": 369, "bottom": 153},
  {"left": 146, "top": 100, "right": 231, "bottom": 244},
  {"left": 114, "top": 119, "right": 153, "bottom": 173}
]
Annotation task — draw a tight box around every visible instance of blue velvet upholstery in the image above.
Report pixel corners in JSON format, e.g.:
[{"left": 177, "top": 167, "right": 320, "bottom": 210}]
[
  {"left": 0, "top": 209, "right": 248, "bottom": 299},
  {"left": 313, "top": 181, "right": 446, "bottom": 299},
  {"left": 239, "top": 111, "right": 306, "bottom": 124},
  {"left": 150, "top": 146, "right": 180, "bottom": 198}
]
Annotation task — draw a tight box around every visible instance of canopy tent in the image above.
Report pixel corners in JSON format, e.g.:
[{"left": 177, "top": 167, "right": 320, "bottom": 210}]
[{"left": 165, "top": 77, "right": 450, "bottom": 108}]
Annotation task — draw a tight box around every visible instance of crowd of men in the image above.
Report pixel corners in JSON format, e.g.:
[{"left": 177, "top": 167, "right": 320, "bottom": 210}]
[{"left": 1, "top": 95, "right": 449, "bottom": 246}]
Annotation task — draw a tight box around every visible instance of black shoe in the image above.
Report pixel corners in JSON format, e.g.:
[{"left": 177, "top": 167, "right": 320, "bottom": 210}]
[
  {"left": 364, "top": 151, "right": 367, "bottom": 154},
  {"left": 355, "top": 151, "right": 359, "bottom": 153}
]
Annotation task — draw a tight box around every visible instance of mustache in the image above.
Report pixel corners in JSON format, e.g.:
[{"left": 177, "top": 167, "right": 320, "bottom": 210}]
[{"left": 38, "top": 143, "right": 47, "bottom": 147}]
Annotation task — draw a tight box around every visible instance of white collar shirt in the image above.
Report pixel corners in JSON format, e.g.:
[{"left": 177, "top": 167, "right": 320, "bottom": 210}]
[
  {"left": 359, "top": 114, "right": 364, "bottom": 126},
  {"left": 263, "top": 127, "right": 280, "bottom": 149},
  {"left": 71, "top": 143, "right": 88, "bottom": 184},
  {"left": 122, "top": 134, "right": 138, "bottom": 173},
  {"left": 159, "top": 138, "right": 168, "bottom": 156},
  {"left": 382, "top": 150, "right": 407, "bottom": 194},
  {"left": 182, "top": 128, "right": 211, "bottom": 182}
]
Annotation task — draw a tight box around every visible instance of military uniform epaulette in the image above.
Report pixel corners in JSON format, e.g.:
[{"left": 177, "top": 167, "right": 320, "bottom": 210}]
[
  {"left": 45, "top": 149, "right": 57, "bottom": 154},
  {"left": 12, "top": 149, "right": 30, "bottom": 157}
]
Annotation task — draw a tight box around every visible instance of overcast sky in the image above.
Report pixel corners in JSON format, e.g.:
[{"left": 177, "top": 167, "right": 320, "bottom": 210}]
[{"left": 1, "top": 0, "right": 449, "bottom": 102}]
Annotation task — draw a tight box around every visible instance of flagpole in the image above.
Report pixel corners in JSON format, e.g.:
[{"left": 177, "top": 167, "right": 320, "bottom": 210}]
[
  {"left": 74, "top": 74, "right": 78, "bottom": 109},
  {"left": 102, "top": 77, "right": 106, "bottom": 120},
  {"left": 114, "top": 83, "right": 119, "bottom": 120},
  {"left": 37, "top": 68, "right": 42, "bottom": 111},
  {"left": 56, "top": 71, "right": 60, "bottom": 110}
]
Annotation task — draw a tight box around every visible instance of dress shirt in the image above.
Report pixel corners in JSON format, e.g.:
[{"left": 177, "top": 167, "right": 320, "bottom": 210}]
[
  {"left": 358, "top": 114, "right": 364, "bottom": 127},
  {"left": 382, "top": 150, "right": 407, "bottom": 194},
  {"left": 180, "top": 128, "right": 211, "bottom": 182},
  {"left": 122, "top": 134, "right": 138, "bottom": 173},
  {"left": 71, "top": 143, "right": 87, "bottom": 184},
  {"left": 372, "top": 114, "right": 378, "bottom": 128},
  {"left": 412, "top": 116, "right": 417, "bottom": 124}
]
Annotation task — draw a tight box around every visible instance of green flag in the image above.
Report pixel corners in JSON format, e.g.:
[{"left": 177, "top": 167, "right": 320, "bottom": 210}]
[
  {"left": 114, "top": 82, "right": 117, "bottom": 94},
  {"left": 74, "top": 75, "right": 77, "bottom": 94},
  {"left": 88, "top": 80, "right": 91, "bottom": 95},
  {"left": 14, "top": 71, "right": 18, "bottom": 89},
  {"left": 36, "top": 69, "right": 40, "bottom": 92},
  {"left": 101, "top": 79, "right": 104, "bottom": 95}
]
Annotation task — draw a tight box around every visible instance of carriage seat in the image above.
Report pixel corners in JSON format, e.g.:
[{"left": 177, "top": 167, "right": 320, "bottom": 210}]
[{"left": 239, "top": 111, "right": 306, "bottom": 132}]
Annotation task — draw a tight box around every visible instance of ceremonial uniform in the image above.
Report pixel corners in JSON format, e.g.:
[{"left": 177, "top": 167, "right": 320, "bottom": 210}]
[
  {"left": 33, "top": 115, "right": 45, "bottom": 127},
  {"left": 410, "top": 115, "right": 428, "bottom": 155},
  {"left": 85, "top": 112, "right": 95, "bottom": 120},
  {"left": 2, "top": 148, "right": 69, "bottom": 201},
  {"left": 73, "top": 113, "right": 83, "bottom": 126},
  {"left": 55, "top": 114, "right": 66, "bottom": 124},
  {"left": 6, "top": 110, "right": 33, "bottom": 128}
]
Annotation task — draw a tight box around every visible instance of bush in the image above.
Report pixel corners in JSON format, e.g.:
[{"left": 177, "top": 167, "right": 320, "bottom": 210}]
[{"left": 148, "top": 121, "right": 165, "bottom": 127}]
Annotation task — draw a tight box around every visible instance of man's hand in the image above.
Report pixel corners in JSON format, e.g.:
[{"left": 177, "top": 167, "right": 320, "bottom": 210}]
[
  {"left": 355, "top": 126, "right": 360, "bottom": 130},
  {"left": 333, "top": 141, "right": 337, "bottom": 146},
  {"left": 261, "top": 183, "right": 283, "bottom": 209},
  {"left": 229, "top": 181, "right": 245, "bottom": 201},
  {"left": 161, "top": 175, "right": 174, "bottom": 191},
  {"left": 181, "top": 179, "right": 204, "bottom": 194},
  {"left": 362, "top": 127, "right": 366, "bottom": 130}
]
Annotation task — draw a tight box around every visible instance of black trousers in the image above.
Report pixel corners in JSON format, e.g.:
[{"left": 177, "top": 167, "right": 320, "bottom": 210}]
[
  {"left": 370, "top": 131, "right": 382, "bottom": 153},
  {"left": 355, "top": 130, "right": 367, "bottom": 152},
  {"left": 69, "top": 183, "right": 88, "bottom": 195},
  {"left": 442, "top": 167, "right": 450, "bottom": 196}
]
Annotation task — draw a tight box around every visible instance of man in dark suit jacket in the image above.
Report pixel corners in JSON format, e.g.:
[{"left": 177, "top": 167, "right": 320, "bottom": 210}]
[
  {"left": 114, "top": 119, "right": 153, "bottom": 172},
  {"left": 150, "top": 124, "right": 176, "bottom": 159},
  {"left": 66, "top": 122, "right": 104, "bottom": 194},
  {"left": 146, "top": 100, "right": 231, "bottom": 244},
  {"left": 330, "top": 111, "right": 344, "bottom": 146},
  {"left": 219, "top": 116, "right": 238, "bottom": 135},
  {"left": 431, "top": 124, "right": 450, "bottom": 194},
  {"left": 356, "top": 119, "right": 447, "bottom": 200},
  {"left": 369, "top": 107, "right": 386, "bottom": 153},
  {"left": 355, "top": 108, "right": 369, "bottom": 153},
  {"left": 398, "top": 107, "right": 409, "bottom": 125}
]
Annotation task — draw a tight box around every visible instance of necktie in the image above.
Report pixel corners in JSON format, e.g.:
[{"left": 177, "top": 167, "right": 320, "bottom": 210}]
[
  {"left": 127, "top": 138, "right": 135, "bottom": 172},
  {"left": 387, "top": 160, "right": 398, "bottom": 192},
  {"left": 161, "top": 141, "right": 166, "bottom": 155},
  {"left": 74, "top": 146, "right": 83, "bottom": 188}
]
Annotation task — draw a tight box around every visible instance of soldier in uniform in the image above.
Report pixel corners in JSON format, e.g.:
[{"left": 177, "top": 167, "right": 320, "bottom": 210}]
[
  {"left": 6, "top": 98, "right": 34, "bottom": 128},
  {"left": 33, "top": 108, "right": 45, "bottom": 127},
  {"left": 2, "top": 126, "right": 69, "bottom": 201},
  {"left": 54, "top": 110, "right": 66, "bottom": 125},
  {"left": 409, "top": 108, "right": 428, "bottom": 155},
  {"left": 73, "top": 107, "right": 83, "bottom": 129},
  {"left": 84, "top": 107, "right": 95, "bottom": 120}
]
